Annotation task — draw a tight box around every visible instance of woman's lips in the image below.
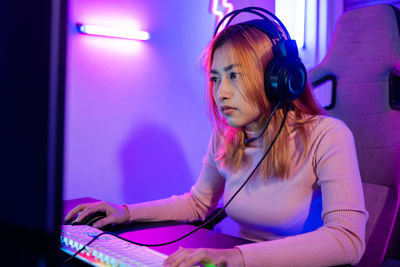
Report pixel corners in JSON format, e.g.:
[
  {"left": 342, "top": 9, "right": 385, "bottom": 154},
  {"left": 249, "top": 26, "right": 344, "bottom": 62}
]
[{"left": 221, "top": 105, "right": 236, "bottom": 115}]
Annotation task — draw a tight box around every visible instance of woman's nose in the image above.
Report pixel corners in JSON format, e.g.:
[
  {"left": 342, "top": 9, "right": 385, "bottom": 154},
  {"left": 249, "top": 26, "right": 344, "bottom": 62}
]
[{"left": 217, "top": 79, "right": 232, "bottom": 100}]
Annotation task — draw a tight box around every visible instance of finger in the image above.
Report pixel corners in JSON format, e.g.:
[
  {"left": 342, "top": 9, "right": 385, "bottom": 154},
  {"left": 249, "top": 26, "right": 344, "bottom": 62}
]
[
  {"left": 92, "top": 216, "right": 114, "bottom": 229},
  {"left": 76, "top": 203, "right": 105, "bottom": 222},
  {"left": 64, "top": 203, "right": 92, "bottom": 221},
  {"left": 216, "top": 256, "right": 227, "bottom": 267},
  {"left": 164, "top": 247, "right": 192, "bottom": 267},
  {"left": 163, "top": 247, "right": 185, "bottom": 266},
  {"left": 166, "top": 248, "right": 211, "bottom": 267},
  {"left": 179, "top": 249, "right": 213, "bottom": 267}
]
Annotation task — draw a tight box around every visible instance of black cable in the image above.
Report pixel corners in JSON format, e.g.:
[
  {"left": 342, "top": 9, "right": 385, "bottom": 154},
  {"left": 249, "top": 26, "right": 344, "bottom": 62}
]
[
  {"left": 64, "top": 102, "right": 292, "bottom": 264},
  {"left": 245, "top": 101, "right": 282, "bottom": 144}
]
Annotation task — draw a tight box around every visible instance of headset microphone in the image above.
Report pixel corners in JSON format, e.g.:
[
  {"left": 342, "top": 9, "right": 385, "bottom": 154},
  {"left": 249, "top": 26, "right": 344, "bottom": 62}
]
[
  {"left": 244, "top": 101, "right": 282, "bottom": 144},
  {"left": 244, "top": 137, "right": 257, "bottom": 145}
]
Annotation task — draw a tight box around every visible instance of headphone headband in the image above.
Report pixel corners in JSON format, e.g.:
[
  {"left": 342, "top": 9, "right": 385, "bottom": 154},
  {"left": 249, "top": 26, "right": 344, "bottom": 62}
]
[
  {"left": 214, "top": 7, "right": 291, "bottom": 40},
  {"left": 212, "top": 6, "right": 307, "bottom": 103}
]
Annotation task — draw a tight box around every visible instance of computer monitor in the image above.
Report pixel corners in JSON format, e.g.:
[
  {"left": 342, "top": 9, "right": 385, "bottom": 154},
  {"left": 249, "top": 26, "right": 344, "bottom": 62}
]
[{"left": 0, "top": 0, "right": 67, "bottom": 265}]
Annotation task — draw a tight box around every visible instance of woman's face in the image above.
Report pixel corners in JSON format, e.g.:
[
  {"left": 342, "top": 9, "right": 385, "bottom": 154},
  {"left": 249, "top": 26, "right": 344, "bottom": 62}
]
[{"left": 211, "top": 45, "right": 263, "bottom": 132}]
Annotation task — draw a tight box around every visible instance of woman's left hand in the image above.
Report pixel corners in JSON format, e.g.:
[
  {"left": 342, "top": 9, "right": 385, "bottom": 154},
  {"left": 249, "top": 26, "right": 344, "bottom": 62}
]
[{"left": 163, "top": 247, "right": 244, "bottom": 267}]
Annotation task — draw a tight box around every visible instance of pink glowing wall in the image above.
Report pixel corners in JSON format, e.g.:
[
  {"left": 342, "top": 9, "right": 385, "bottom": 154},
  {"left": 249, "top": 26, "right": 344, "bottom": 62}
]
[
  {"left": 63, "top": 0, "right": 275, "bottom": 205},
  {"left": 64, "top": 0, "right": 209, "bottom": 204}
]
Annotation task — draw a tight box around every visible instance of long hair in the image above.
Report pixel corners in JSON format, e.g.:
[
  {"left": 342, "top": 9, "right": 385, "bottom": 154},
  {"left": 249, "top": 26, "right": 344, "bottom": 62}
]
[{"left": 203, "top": 23, "right": 326, "bottom": 179}]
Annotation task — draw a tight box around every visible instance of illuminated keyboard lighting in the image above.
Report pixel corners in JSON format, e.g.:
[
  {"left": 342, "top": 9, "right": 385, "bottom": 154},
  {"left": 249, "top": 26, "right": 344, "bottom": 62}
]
[{"left": 61, "top": 225, "right": 167, "bottom": 267}]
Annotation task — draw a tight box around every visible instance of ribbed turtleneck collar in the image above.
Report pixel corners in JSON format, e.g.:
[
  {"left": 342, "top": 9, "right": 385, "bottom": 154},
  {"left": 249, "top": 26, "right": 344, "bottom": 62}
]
[
  {"left": 244, "top": 127, "right": 265, "bottom": 147},
  {"left": 244, "top": 110, "right": 299, "bottom": 147}
]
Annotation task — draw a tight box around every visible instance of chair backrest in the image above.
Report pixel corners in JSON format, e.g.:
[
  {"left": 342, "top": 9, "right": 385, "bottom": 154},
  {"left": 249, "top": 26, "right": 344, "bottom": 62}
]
[{"left": 308, "top": 4, "right": 400, "bottom": 266}]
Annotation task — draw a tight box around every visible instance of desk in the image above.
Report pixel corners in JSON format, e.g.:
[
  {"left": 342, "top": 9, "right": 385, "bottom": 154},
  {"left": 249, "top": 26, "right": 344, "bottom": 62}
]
[{"left": 63, "top": 197, "right": 251, "bottom": 258}]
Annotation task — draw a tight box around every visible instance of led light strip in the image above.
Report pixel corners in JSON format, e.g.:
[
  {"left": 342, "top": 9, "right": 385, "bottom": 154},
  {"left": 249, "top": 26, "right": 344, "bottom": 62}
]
[{"left": 76, "top": 23, "right": 150, "bottom": 40}]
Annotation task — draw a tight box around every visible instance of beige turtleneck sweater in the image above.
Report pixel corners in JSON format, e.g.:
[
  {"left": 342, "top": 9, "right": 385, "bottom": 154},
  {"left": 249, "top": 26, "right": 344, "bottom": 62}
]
[{"left": 126, "top": 115, "right": 368, "bottom": 266}]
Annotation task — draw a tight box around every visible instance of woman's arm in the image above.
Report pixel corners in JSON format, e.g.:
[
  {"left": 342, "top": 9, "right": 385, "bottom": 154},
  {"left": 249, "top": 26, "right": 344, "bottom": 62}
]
[
  {"left": 124, "top": 164, "right": 225, "bottom": 223},
  {"left": 125, "top": 132, "right": 226, "bottom": 223}
]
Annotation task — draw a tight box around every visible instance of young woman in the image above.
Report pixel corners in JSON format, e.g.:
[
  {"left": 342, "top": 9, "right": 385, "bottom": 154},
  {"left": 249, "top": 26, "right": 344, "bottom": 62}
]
[{"left": 65, "top": 11, "right": 368, "bottom": 267}]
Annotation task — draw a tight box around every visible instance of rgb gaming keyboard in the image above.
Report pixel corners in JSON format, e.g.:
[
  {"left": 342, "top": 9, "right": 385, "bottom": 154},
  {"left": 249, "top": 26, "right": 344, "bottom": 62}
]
[{"left": 61, "top": 225, "right": 168, "bottom": 267}]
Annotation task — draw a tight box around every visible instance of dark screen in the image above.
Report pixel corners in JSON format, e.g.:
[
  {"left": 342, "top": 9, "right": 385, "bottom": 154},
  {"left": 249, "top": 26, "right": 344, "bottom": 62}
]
[{"left": 0, "top": 0, "right": 67, "bottom": 265}]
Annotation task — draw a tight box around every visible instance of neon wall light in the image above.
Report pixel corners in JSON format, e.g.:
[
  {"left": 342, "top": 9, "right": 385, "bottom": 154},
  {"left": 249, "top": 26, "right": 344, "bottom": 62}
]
[
  {"left": 76, "top": 23, "right": 150, "bottom": 41},
  {"left": 295, "top": 0, "right": 306, "bottom": 48},
  {"left": 210, "top": 0, "right": 234, "bottom": 31},
  {"left": 275, "top": 0, "right": 306, "bottom": 48}
]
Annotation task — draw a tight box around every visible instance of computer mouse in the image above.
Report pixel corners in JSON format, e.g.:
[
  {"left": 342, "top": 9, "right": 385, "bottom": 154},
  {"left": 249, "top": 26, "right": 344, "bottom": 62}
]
[{"left": 64, "top": 211, "right": 107, "bottom": 227}]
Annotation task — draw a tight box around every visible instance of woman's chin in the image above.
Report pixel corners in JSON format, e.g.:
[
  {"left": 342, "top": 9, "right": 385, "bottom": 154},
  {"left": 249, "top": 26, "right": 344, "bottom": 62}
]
[{"left": 225, "top": 120, "right": 243, "bottom": 128}]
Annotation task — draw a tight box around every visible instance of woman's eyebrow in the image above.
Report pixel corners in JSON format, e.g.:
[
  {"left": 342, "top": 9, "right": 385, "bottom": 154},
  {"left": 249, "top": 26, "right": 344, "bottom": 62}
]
[
  {"left": 210, "top": 69, "right": 219, "bottom": 74},
  {"left": 210, "top": 64, "right": 241, "bottom": 74},
  {"left": 224, "top": 64, "right": 240, "bottom": 72}
]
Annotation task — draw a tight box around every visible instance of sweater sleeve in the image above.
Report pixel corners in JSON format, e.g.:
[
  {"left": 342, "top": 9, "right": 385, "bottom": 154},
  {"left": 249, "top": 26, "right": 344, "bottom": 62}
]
[
  {"left": 236, "top": 119, "right": 369, "bottom": 267},
  {"left": 125, "top": 132, "right": 225, "bottom": 223}
]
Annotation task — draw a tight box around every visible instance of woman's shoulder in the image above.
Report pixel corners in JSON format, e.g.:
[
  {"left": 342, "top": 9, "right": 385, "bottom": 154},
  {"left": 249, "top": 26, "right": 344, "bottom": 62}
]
[
  {"left": 312, "top": 114, "right": 350, "bottom": 130},
  {"left": 309, "top": 114, "right": 355, "bottom": 142}
]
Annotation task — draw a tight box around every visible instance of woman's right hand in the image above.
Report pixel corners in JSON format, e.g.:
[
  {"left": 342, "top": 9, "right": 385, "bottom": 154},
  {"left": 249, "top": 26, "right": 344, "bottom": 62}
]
[{"left": 64, "top": 201, "right": 130, "bottom": 229}]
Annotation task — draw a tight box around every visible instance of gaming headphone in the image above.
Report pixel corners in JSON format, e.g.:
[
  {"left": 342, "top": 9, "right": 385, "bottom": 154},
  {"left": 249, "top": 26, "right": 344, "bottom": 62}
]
[{"left": 214, "top": 7, "right": 307, "bottom": 103}]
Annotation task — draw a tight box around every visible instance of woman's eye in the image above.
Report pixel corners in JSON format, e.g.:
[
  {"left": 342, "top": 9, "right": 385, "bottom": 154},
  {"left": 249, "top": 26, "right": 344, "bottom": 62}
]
[
  {"left": 230, "top": 72, "right": 238, "bottom": 80},
  {"left": 210, "top": 76, "right": 220, "bottom": 83}
]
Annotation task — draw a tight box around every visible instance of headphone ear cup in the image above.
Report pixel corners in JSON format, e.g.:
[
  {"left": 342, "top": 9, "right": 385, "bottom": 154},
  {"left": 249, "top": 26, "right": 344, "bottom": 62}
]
[{"left": 265, "top": 58, "right": 307, "bottom": 103}]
